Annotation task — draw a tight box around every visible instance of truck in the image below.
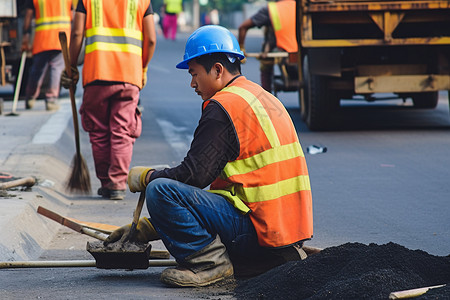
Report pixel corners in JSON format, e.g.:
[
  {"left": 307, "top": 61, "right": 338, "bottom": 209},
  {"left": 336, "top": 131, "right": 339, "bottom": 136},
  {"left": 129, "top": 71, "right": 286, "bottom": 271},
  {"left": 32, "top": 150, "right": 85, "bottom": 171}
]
[{"left": 295, "top": 0, "right": 450, "bottom": 130}]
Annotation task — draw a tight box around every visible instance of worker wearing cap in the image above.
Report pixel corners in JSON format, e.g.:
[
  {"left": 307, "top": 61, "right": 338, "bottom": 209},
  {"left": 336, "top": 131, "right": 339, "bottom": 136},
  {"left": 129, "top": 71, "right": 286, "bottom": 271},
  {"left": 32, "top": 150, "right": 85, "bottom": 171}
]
[
  {"left": 21, "top": 0, "right": 73, "bottom": 111},
  {"left": 105, "top": 25, "right": 313, "bottom": 287},
  {"left": 60, "top": 0, "right": 156, "bottom": 200},
  {"left": 238, "top": 0, "right": 297, "bottom": 93}
]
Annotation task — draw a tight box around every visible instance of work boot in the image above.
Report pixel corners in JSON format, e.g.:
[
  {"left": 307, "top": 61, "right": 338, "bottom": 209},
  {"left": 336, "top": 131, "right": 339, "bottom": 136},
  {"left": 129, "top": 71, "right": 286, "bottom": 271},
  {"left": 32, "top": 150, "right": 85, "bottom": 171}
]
[
  {"left": 160, "top": 235, "right": 234, "bottom": 287},
  {"left": 97, "top": 187, "right": 110, "bottom": 198},
  {"left": 109, "top": 189, "right": 126, "bottom": 200},
  {"left": 98, "top": 187, "right": 126, "bottom": 200},
  {"left": 46, "top": 101, "right": 60, "bottom": 111},
  {"left": 26, "top": 99, "right": 35, "bottom": 109}
]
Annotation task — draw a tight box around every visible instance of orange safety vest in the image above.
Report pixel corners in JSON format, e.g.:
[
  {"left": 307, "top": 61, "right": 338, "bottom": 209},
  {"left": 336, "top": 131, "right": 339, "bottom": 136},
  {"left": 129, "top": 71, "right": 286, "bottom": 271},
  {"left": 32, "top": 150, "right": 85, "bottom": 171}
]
[
  {"left": 268, "top": 0, "right": 297, "bottom": 53},
  {"left": 32, "top": 0, "right": 72, "bottom": 55},
  {"left": 82, "top": 0, "right": 150, "bottom": 88},
  {"left": 207, "top": 76, "right": 313, "bottom": 248}
]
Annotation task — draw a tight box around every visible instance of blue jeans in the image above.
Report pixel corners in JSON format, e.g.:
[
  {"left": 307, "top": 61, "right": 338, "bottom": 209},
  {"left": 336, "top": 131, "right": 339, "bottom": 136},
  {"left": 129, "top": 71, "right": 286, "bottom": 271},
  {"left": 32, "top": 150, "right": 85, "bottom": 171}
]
[{"left": 146, "top": 178, "right": 264, "bottom": 262}]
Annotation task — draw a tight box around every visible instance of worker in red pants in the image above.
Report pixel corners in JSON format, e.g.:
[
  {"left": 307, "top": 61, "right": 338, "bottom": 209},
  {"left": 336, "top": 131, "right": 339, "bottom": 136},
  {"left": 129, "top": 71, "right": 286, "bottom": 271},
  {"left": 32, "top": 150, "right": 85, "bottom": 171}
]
[{"left": 61, "top": 0, "right": 156, "bottom": 200}]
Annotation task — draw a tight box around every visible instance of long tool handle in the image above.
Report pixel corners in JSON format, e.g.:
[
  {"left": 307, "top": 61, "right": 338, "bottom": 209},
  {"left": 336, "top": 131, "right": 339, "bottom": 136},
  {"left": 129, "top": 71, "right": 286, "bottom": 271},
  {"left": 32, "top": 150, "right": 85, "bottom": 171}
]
[
  {"left": 59, "top": 31, "right": 81, "bottom": 158},
  {"left": 125, "top": 191, "right": 146, "bottom": 241},
  {"left": 246, "top": 52, "right": 289, "bottom": 58},
  {"left": 389, "top": 284, "right": 446, "bottom": 299},
  {"left": 0, "top": 176, "right": 35, "bottom": 190},
  {"left": 0, "top": 259, "right": 177, "bottom": 269},
  {"left": 11, "top": 51, "right": 26, "bottom": 114},
  {"left": 37, "top": 206, "right": 110, "bottom": 241}
]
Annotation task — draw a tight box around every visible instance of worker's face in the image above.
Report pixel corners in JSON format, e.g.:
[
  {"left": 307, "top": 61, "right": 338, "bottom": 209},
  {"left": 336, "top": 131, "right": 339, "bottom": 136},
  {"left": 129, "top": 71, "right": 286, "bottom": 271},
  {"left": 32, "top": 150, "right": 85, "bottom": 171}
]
[{"left": 188, "top": 60, "right": 221, "bottom": 101}]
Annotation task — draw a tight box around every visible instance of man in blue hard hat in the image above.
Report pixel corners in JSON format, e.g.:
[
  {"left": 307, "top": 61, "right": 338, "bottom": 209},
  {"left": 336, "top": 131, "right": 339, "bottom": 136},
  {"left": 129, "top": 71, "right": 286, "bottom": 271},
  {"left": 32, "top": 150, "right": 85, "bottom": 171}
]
[{"left": 105, "top": 25, "right": 313, "bottom": 287}]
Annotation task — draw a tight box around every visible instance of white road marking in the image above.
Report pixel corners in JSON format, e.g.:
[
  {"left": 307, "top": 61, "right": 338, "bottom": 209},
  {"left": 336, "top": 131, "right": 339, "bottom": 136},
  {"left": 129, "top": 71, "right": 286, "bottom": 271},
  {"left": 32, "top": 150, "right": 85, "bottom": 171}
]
[
  {"left": 32, "top": 99, "right": 75, "bottom": 144},
  {"left": 155, "top": 119, "right": 191, "bottom": 158}
]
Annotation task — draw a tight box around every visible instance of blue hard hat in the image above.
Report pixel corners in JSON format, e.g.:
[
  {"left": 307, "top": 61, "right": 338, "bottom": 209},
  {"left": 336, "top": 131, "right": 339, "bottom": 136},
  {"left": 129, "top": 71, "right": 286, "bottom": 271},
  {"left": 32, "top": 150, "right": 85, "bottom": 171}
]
[{"left": 176, "top": 25, "right": 245, "bottom": 69}]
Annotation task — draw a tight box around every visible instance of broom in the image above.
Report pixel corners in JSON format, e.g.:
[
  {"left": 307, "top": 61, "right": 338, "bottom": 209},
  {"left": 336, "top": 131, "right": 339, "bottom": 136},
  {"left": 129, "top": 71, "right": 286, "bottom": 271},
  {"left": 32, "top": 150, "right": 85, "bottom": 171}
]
[{"left": 59, "top": 31, "right": 91, "bottom": 194}]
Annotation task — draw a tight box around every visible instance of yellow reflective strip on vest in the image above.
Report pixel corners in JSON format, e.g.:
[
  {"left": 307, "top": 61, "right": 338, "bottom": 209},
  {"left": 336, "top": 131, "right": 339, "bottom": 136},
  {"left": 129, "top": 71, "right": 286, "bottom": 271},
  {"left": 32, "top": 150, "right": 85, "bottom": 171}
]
[
  {"left": 207, "top": 190, "right": 251, "bottom": 214},
  {"left": 37, "top": 0, "right": 45, "bottom": 19},
  {"left": 223, "top": 142, "right": 304, "bottom": 178},
  {"left": 126, "top": 0, "right": 138, "bottom": 29},
  {"left": 91, "top": 0, "right": 103, "bottom": 28},
  {"left": 85, "top": 42, "right": 142, "bottom": 55},
  {"left": 244, "top": 175, "right": 311, "bottom": 203},
  {"left": 35, "top": 23, "right": 71, "bottom": 32},
  {"left": 222, "top": 86, "right": 280, "bottom": 148},
  {"left": 60, "top": 0, "right": 67, "bottom": 17},
  {"left": 268, "top": 2, "right": 281, "bottom": 31},
  {"left": 35, "top": 16, "right": 71, "bottom": 25},
  {"left": 85, "top": 27, "right": 142, "bottom": 40}
]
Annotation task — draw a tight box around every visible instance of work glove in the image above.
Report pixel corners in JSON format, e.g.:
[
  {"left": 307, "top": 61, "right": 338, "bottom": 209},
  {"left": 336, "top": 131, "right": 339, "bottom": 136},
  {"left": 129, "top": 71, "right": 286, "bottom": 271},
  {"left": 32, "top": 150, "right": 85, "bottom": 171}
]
[
  {"left": 142, "top": 67, "right": 148, "bottom": 88},
  {"left": 104, "top": 217, "right": 159, "bottom": 244},
  {"left": 127, "top": 166, "right": 154, "bottom": 193},
  {"left": 60, "top": 66, "right": 79, "bottom": 90}
]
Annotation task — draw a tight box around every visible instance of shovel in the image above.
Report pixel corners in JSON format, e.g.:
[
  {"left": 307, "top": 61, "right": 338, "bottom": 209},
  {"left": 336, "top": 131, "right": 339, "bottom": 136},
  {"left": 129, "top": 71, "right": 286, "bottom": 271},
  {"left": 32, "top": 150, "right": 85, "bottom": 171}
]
[{"left": 86, "top": 191, "right": 153, "bottom": 269}]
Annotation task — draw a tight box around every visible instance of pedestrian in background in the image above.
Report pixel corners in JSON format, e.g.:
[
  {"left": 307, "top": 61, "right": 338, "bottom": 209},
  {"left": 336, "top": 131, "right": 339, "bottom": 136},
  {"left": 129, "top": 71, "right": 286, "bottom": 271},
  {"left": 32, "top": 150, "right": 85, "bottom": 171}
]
[
  {"left": 21, "top": 0, "right": 73, "bottom": 111},
  {"left": 238, "top": 0, "right": 297, "bottom": 93},
  {"left": 162, "top": 0, "right": 183, "bottom": 40},
  {"left": 61, "top": 0, "right": 156, "bottom": 200}
]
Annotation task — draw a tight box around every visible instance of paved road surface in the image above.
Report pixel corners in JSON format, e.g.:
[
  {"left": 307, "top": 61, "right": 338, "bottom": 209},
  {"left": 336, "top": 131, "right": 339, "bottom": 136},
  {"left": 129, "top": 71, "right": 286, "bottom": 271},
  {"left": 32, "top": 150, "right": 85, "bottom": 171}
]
[{"left": 1, "top": 29, "right": 449, "bottom": 298}]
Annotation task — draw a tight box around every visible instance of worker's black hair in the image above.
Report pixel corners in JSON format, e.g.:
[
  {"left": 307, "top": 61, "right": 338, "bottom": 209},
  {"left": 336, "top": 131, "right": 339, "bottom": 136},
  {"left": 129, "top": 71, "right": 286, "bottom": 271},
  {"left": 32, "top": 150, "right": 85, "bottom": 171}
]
[{"left": 193, "top": 53, "right": 241, "bottom": 75}]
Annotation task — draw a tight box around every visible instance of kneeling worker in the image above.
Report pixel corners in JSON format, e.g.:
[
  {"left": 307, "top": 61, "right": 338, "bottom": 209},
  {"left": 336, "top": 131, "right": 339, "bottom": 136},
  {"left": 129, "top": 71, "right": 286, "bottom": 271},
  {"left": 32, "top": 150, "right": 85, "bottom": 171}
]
[{"left": 105, "top": 25, "right": 313, "bottom": 287}]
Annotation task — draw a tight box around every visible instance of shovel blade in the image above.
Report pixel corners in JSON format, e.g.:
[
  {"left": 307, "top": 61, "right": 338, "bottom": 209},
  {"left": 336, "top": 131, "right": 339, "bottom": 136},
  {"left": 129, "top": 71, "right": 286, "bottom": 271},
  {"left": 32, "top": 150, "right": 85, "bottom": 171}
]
[{"left": 87, "top": 240, "right": 151, "bottom": 270}]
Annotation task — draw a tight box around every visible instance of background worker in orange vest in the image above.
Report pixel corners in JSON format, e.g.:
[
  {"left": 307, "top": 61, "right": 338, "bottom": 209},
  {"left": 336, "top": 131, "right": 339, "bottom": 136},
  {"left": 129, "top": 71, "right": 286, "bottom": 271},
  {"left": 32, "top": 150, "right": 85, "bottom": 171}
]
[
  {"left": 238, "top": 0, "right": 297, "bottom": 93},
  {"left": 105, "top": 25, "right": 313, "bottom": 287},
  {"left": 21, "top": 0, "right": 73, "bottom": 111},
  {"left": 60, "top": 0, "right": 156, "bottom": 200}
]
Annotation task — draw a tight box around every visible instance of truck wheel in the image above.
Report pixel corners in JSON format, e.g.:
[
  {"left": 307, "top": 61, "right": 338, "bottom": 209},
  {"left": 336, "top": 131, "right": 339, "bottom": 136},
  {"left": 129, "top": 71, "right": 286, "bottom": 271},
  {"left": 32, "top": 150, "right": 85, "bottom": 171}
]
[
  {"left": 412, "top": 92, "right": 439, "bottom": 109},
  {"left": 301, "top": 55, "right": 336, "bottom": 130}
]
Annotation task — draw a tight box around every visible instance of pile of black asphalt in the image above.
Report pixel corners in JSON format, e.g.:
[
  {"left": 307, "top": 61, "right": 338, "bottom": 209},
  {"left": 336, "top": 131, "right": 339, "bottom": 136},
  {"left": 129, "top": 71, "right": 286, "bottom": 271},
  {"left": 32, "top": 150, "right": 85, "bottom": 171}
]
[{"left": 234, "top": 242, "right": 449, "bottom": 299}]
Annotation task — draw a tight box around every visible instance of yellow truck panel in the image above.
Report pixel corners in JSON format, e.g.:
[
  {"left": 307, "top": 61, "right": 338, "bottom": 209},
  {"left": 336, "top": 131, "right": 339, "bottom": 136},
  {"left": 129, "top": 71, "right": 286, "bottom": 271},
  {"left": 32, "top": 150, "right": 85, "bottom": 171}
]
[{"left": 296, "top": 0, "right": 450, "bottom": 129}]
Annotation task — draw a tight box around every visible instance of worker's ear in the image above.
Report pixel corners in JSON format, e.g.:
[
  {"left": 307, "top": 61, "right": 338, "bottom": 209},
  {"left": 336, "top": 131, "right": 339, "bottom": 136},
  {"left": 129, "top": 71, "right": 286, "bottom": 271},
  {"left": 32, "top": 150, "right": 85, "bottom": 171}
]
[{"left": 213, "top": 63, "right": 224, "bottom": 78}]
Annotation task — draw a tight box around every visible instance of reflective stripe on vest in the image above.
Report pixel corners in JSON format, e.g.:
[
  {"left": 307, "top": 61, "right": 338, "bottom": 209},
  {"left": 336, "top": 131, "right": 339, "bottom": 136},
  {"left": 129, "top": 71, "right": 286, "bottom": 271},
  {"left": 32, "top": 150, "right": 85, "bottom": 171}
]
[
  {"left": 268, "top": 0, "right": 297, "bottom": 53},
  {"left": 32, "top": 0, "right": 72, "bottom": 54},
  {"left": 208, "top": 77, "right": 313, "bottom": 247},
  {"left": 85, "top": 28, "right": 143, "bottom": 55},
  {"left": 82, "top": 0, "right": 147, "bottom": 88},
  {"left": 35, "top": 16, "right": 71, "bottom": 32},
  {"left": 85, "top": 0, "right": 142, "bottom": 55}
]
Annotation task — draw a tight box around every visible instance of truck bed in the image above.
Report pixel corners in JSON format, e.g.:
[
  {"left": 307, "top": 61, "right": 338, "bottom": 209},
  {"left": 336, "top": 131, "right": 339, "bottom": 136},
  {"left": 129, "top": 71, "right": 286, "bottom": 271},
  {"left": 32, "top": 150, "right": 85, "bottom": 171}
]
[{"left": 300, "top": 0, "right": 450, "bottom": 47}]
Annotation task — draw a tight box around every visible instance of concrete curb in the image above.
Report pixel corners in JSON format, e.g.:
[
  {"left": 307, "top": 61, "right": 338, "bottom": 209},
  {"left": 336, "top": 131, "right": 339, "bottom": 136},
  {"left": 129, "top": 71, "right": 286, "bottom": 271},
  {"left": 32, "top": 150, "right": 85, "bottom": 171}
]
[{"left": 0, "top": 98, "right": 93, "bottom": 261}]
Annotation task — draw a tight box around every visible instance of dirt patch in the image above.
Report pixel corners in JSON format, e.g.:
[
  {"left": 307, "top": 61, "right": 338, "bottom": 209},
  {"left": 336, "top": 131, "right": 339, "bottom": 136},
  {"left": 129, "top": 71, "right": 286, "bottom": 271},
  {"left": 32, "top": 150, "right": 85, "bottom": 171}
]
[{"left": 234, "top": 242, "right": 449, "bottom": 299}]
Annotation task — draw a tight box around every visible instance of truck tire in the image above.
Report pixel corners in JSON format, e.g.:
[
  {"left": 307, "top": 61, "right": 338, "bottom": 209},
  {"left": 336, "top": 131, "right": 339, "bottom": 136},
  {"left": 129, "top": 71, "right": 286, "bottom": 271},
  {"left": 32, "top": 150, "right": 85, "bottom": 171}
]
[
  {"left": 412, "top": 92, "right": 439, "bottom": 109},
  {"left": 301, "top": 55, "right": 337, "bottom": 130}
]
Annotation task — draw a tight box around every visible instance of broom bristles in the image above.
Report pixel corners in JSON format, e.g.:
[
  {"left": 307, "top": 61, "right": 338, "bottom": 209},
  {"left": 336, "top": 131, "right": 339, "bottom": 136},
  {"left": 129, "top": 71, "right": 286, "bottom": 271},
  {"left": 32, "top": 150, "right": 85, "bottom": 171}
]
[{"left": 66, "top": 154, "right": 91, "bottom": 194}]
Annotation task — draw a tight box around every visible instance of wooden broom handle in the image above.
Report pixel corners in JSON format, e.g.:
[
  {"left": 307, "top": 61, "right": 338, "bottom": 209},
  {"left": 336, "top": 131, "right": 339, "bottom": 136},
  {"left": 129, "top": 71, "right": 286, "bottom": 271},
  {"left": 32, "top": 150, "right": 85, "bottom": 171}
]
[{"left": 58, "top": 31, "right": 81, "bottom": 157}]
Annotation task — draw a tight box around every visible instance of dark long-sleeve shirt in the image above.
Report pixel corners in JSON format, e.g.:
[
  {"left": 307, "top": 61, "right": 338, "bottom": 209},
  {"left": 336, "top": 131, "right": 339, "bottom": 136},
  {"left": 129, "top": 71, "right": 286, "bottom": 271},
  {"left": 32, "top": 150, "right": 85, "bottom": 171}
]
[{"left": 149, "top": 100, "right": 239, "bottom": 188}]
